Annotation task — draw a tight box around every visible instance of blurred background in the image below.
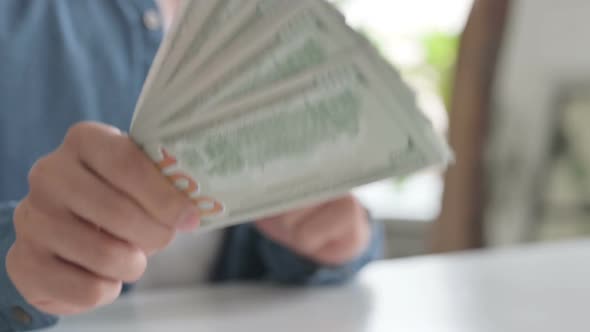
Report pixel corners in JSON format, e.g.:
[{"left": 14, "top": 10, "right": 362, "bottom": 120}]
[{"left": 332, "top": 0, "right": 590, "bottom": 258}]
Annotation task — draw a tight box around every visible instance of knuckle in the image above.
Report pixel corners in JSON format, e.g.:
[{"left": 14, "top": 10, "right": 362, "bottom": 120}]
[
  {"left": 64, "top": 122, "right": 93, "bottom": 148},
  {"left": 12, "top": 200, "right": 42, "bottom": 242},
  {"left": 27, "top": 156, "right": 55, "bottom": 190},
  {"left": 64, "top": 122, "right": 124, "bottom": 165},
  {"left": 12, "top": 201, "right": 30, "bottom": 235}
]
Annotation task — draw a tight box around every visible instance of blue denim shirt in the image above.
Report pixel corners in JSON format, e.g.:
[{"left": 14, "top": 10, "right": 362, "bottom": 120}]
[{"left": 0, "top": 1, "right": 383, "bottom": 331}]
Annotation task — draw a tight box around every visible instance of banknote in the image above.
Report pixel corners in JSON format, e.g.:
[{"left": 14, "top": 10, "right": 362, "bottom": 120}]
[
  {"left": 156, "top": 0, "right": 249, "bottom": 90},
  {"left": 151, "top": 0, "right": 363, "bottom": 132},
  {"left": 132, "top": 0, "right": 298, "bottom": 135},
  {"left": 160, "top": 0, "right": 295, "bottom": 96},
  {"left": 130, "top": 0, "right": 452, "bottom": 232},
  {"left": 135, "top": 0, "right": 247, "bottom": 121},
  {"left": 133, "top": 0, "right": 198, "bottom": 114},
  {"left": 135, "top": 51, "right": 451, "bottom": 231}
]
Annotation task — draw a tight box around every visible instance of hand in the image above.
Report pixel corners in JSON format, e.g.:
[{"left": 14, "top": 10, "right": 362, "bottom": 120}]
[
  {"left": 255, "top": 195, "right": 370, "bottom": 266},
  {"left": 6, "top": 122, "right": 200, "bottom": 315}
]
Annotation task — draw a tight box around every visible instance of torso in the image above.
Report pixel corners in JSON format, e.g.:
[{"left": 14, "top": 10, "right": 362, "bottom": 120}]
[{"left": 0, "top": 0, "right": 161, "bottom": 201}]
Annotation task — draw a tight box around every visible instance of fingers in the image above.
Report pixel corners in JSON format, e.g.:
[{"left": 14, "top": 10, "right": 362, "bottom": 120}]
[
  {"left": 8, "top": 121, "right": 205, "bottom": 316},
  {"left": 62, "top": 122, "right": 200, "bottom": 230},
  {"left": 256, "top": 195, "right": 371, "bottom": 265},
  {"left": 28, "top": 153, "right": 175, "bottom": 253},
  {"left": 6, "top": 242, "right": 122, "bottom": 316},
  {"left": 15, "top": 200, "right": 147, "bottom": 282}
]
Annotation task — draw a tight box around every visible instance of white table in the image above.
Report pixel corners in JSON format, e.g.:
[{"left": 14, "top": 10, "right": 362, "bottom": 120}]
[{"left": 49, "top": 240, "right": 590, "bottom": 332}]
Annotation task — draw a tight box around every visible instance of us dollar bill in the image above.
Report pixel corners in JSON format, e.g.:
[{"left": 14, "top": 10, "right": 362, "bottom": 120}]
[
  {"left": 153, "top": 0, "right": 361, "bottom": 131},
  {"left": 130, "top": 0, "right": 452, "bottom": 232},
  {"left": 161, "top": 0, "right": 294, "bottom": 96},
  {"left": 132, "top": 0, "right": 298, "bottom": 134},
  {"left": 135, "top": 51, "right": 451, "bottom": 231}
]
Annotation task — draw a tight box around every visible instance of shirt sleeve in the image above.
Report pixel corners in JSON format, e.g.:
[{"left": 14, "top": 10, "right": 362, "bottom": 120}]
[{"left": 0, "top": 202, "right": 58, "bottom": 332}]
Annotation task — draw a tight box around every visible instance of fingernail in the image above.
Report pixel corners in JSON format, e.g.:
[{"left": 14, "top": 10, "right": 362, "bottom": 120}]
[{"left": 177, "top": 207, "right": 201, "bottom": 232}]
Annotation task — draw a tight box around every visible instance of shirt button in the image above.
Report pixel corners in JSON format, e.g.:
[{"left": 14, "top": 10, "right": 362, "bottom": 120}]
[
  {"left": 143, "top": 9, "right": 162, "bottom": 31},
  {"left": 11, "top": 306, "right": 32, "bottom": 325}
]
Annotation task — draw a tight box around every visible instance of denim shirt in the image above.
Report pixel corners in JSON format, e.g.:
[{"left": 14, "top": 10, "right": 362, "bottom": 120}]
[{"left": 0, "top": 1, "right": 383, "bottom": 331}]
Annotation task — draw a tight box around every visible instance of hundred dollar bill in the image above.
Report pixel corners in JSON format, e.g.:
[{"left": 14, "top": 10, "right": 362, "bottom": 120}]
[
  {"left": 135, "top": 0, "right": 252, "bottom": 122},
  {"left": 155, "top": 0, "right": 248, "bottom": 91},
  {"left": 160, "top": 0, "right": 294, "bottom": 97},
  {"left": 134, "top": 51, "right": 451, "bottom": 232},
  {"left": 150, "top": 0, "right": 362, "bottom": 132},
  {"left": 132, "top": 0, "right": 195, "bottom": 117},
  {"left": 132, "top": 0, "right": 298, "bottom": 135}
]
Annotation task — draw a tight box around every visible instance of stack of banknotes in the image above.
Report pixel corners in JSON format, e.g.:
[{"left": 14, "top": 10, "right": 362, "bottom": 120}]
[{"left": 130, "top": 0, "right": 453, "bottom": 232}]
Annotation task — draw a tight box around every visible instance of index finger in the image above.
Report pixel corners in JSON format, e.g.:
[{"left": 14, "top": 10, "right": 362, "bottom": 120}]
[{"left": 63, "top": 122, "right": 200, "bottom": 231}]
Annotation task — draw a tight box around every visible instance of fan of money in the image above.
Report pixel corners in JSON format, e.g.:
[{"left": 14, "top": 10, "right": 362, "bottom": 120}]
[{"left": 130, "top": 0, "right": 452, "bottom": 232}]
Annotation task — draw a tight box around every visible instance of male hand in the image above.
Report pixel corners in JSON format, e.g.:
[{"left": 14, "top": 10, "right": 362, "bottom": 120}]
[
  {"left": 6, "top": 122, "right": 200, "bottom": 315},
  {"left": 256, "top": 195, "right": 370, "bottom": 266}
]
